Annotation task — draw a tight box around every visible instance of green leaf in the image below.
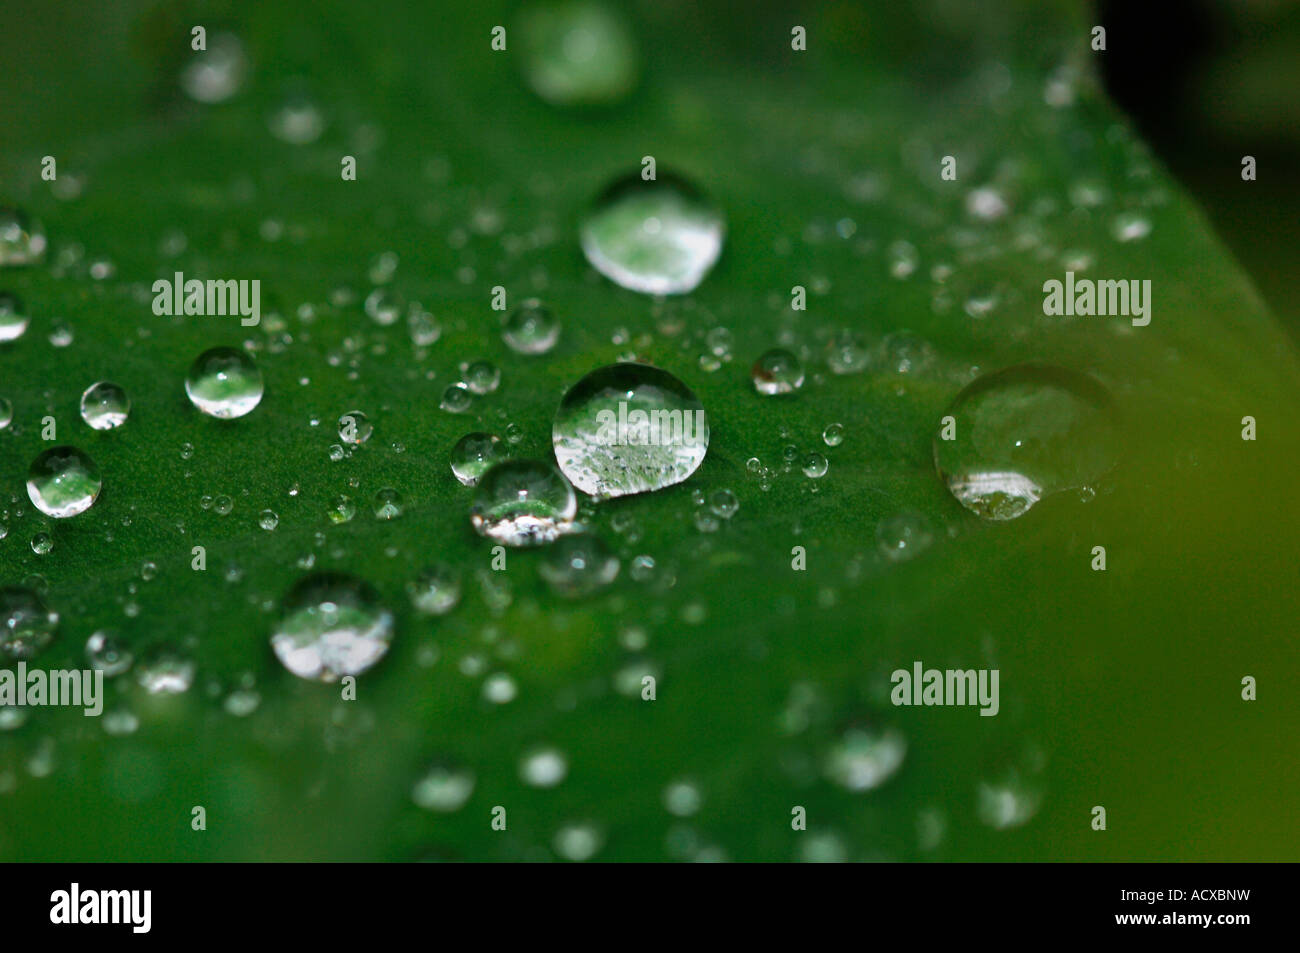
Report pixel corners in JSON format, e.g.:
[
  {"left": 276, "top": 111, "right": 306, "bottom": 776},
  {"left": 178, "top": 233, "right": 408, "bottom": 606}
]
[{"left": 2, "top": 0, "right": 1297, "bottom": 861}]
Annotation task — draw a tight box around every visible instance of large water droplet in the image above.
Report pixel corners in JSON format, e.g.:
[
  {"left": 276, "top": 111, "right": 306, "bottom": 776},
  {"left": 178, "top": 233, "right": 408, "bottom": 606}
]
[
  {"left": 469, "top": 460, "right": 577, "bottom": 546},
  {"left": 0, "top": 586, "right": 59, "bottom": 660},
  {"left": 79, "top": 381, "right": 130, "bottom": 430},
  {"left": 27, "top": 446, "right": 101, "bottom": 517},
  {"left": 580, "top": 173, "right": 724, "bottom": 295},
  {"left": 517, "top": 0, "right": 640, "bottom": 107},
  {"left": 934, "top": 364, "right": 1119, "bottom": 521},
  {"left": 271, "top": 573, "right": 394, "bottom": 682},
  {"left": 552, "top": 363, "right": 709, "bottom": 498},
  {"left": 185, "top": 347, "right": 264, "bottom": 419}
]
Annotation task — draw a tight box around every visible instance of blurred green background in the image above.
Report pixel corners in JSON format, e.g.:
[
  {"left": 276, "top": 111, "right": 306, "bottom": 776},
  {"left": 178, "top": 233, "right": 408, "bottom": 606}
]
[{"left": 1, "top": 0, "right": 1297, "bottom": 861}]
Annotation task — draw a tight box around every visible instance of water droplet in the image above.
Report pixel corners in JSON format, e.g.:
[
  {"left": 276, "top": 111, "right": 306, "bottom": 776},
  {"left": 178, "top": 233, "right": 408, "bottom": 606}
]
[
  {"left": 552, "top": 363, "right": 709, "bottom": 498},
  {"left": 135, "top": 647, "right": 196, "bottom": 695},
  {"left": 185, "top": 347, "right": 264, "bottom": 419},
  {"left": 406, "top": 563, "right": 462, "bottom": 615},
  {"left": 271, "top": 573, "right": 394, "bottom": 681},
  {"left": 553, "top": 822, "right": 604, "bottom": 861},
  {"left": 881, "top": 331, "right": 934, "bottom": 374},
  {"left": 483, "top": 672, "right": 517, "bottom": 704},
  {"left": 79, "top": 381, "right": 130, "bottom": 430},
  {"left": 580, "top": 173, "right": 724, "bottom": 295},
  {"left": 801, "top": 453, "right": 828, "bottom": 479},
  {"left": 539, "top": 533, "right": 620, "bottom": 596},
  {"left": 85, "top": 630, "right": 132, "bottom": 676},
  {"left": 520, "top": 747, "right": 568, "bottom": 787},
  {"left": 327, "top": 495, "right": 356, "bottom": 524},
  {"left": 1112, "top": 211, "right": 1151, "bottom": 243},
  {"left": 0, "top": 397, "right": 13, "bottom": 429},
  {"left": 502, "top": 299, "right": 561, "bottom": 354},
  {"left": 440, "top": 383, "right": 473, "bottom": 414},
  {"left": 450, "top": 432, "right": 503, "bottom": 486},
  {"left": 822, "top": 423, "right": 844, "bottom": 447},
  {"left": 469, "top": 460, "right": 577, "bottom": 546},
  {"left": 27, "top": 446, "right": 101, "bottom": 517},
  {"left": 977, "top": 771, "right": 1043, "bottom": 829},
  {"left": 663, "top": 779, "right": 703, "bottom": 816},
  {"left": 824, "top": 726, "right": 907, "bottom": 791},
  {"left": 412, "top": 761, "right": 475, "bottom": 812},
  {"left": 518, "top": 0, "right": 640, "bottom": 107},
  {"left": 180, "top": 32, "right": 246, "bottom": 103},
  {"left": 0, "top": 208, "right": 46, "bottom": 266},
  {"left": 751, "top": 348, "right": 805, "bottom": 395},
  {"left": 0, "top": 292, "right": 29, "bottom": 341},
  {"left": 372, "top": 487, "right": 403, "bottom": 520},
  {"left": 934, "top": 364, "right": 1119, "bottom": 521},
  {"left": 30, "top": 532, "right": 53, "bottom": 555},
  {"left": 364, "top": 288, "right": 403, "bottom": 326},
  {"left": 876, "top": 512, "right": 935, "bottom": 562},
  {"left": 0, "top": 586, "right": 58, "bottom": 660},
  {"left": 259, "top": 509, "right": 280, "bottom": 531},
  {"left": 268, "top": 91, "right": 325, "bottom": 144},
  {"left": 463, "top": 360, "right": 501, "bottom": 395},
  {"left": 338, "top": 410, "right": 373, "bottom": 445}
]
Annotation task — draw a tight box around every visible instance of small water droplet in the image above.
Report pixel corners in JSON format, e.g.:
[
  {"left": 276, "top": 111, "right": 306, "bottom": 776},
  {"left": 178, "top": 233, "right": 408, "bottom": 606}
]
[
  {"left": 539, "top": 533, "right": 620, "bottom": 596},
  {"left": 822, "top": 423, "right": 844, "bottom": 447},
  {"left": 406, "top": 563, "right": 462, "bottom": 615},
  {"left": 0, "top": 586, "right": 59, "bottom": 660},
  {"left": 463, "top": 360, "right": 501, "bottom": 395},
  {"left": 801, "top": 453, "right": 828, "bottom": 479},
  {"left": 450, "top": 432, "right": 503, "bottom": 487},
  {"left": 0, "top": 292, "right": 29, "bottom": 341},
  {"left": 751, "top": 349, "right": 805, "bottom": 395},
  {"left": 876, "top": 512, "right": 935, "bottom": 562},
  {"left": 85, "top": 630, "right": 133, "bottom": 676},
  {"left": 185, "top": 347, "right": 264, "bottom": 419},
  {"left": 412, "top": 761, "right": 475, "bottom": 812},
  {"left": 259, "top": 509, "right": 280, "bottom": 531},
  {"left": 502, "top": 299, "right": 561, "bottom": 355},
  {"left": 372, "top": 487, "right": 403, "bottom": 520},
  {"left": 0, "top": 208, "right": 46, "bottom": 266},
  {"left": 338, "top": 410, "right": 373, "bottom": 445},
  {"left": 520, "top": 747, "right": 568, "bottom": 788},
  {"left": 79, "top": 381, "right": 130, "bottom": 430},
  {"left": 825, "top": 726, "right": 907, "bottom": 791},
  {"left": 440, "top": 383, "right": 473, "bottom": 414}
]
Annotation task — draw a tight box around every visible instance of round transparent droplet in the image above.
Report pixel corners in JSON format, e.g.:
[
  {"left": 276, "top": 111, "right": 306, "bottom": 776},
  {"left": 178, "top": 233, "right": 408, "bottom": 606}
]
[
  {"left": 450, "top": 432, "right": 503, "bottom": 486},
  {"left": 469, "top": 460, "right": 577, "bottom": 546},
  {"left": 0, "top": 208, "right": 46, "bottom": 266},
  {"left": 552, "top": 363, "right": 709, "bottom": 498},
  {"left": 517, "top": 0, "right": 640, "bottom": 107},
  {"left": 268, "top": 92, "right": 325, "bottom": 145},
  {"left": 520, "top": 747, "right": 568, "bottom": 788},
  {"left": 580, "top": 173, "right": 725, "bottom": 295},
  {"left": 85, "top": 630, "right": 133, "bottom": 676},
  {"left": 372, "top": 487, "right": 403, "bottom": 520},
  {"left": 271, "top": 573, "right": 394, "bottom": 682},
  {"left": 185, "top": 347, "right": 264, "bottom": 419},
  {"left": 0, "top": 292, "right": 29, "bottom": 342},
  {"left": 440, "top": 383, "right": 472, "bottom": 414},
  {"left": 79, "top": 381, "right": 130, "bottom": 430},
  {"left": 412, "top": 761, "right": 475, "bottom": 812},
  {"left": 539, "top": 533, "right": 620, "bottom": 597},
  {"left": 0, "top": 586, "right": 59, "bottom": 660},
  {"left": 801, "top": 453, "right": 828, "bottom": 479},
  {"left": 876, "top": 512, "right": 935, "bottom": 562},
  {"left": 407, "top": 563, "right": 462, "bottom": 616},
  {"left": 751, "top": 348, "right": 805, "bottom": 395},
  {"left": 463, "top": 360, "right": 500, "bottom": 395},
  {"left": 824, "top": 726, "right": 907, "bottom": 792},
  {"left": 338, "top": 410, "right": 372, "bottom": 445},
  {"left": 822, "top": 423, "right": 844, "bottom": 447},
  {"left": 27, "top": 446, "right": 101, "bottom": 518},
  {"left": 503, "top": 299, "right": 561, "bottom": 355},
  {"left": 180, "top": 32, "right": 247, "bottom": 103},
  {"left": 933, "top": 364, "right": 1119, "bottom": 521},
  {"left": 0, "top": 397, "right": 12, "bottom": 429}
]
